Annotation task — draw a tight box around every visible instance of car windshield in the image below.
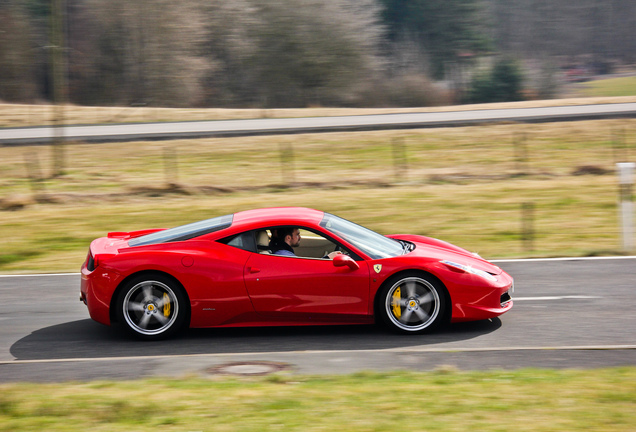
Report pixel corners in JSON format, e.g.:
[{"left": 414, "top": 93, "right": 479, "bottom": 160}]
[
  {"left": 128, "top": 214, "right": 233, "bottom": 247},
  {"left": 319, "top": 213, "right": 405, "bottom": 259}
]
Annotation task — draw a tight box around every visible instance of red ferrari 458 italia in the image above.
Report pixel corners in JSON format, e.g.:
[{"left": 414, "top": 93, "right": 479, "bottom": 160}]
[{"left": 81, "top": 207, "right": 513, "bottom": 340}]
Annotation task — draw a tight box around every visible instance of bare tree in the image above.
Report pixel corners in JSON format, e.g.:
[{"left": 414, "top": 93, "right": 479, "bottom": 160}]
[
  {"left": 69, "top": 0, "right": 207, "bottom": 106},
  {"left": 253, "top": 0, "right": 384, "bottom": 106},
  {"left": 486, "top": 0, "right": 636, "bottom": 68},
  {"left": 200, "top": 0, "right": 385, "bottom": 107},
  {"left": 198, "top": 0, "right": 261, "bottom": 106},
  {"left": 0, "top": 3, "right": 37, "bottom": 101}
]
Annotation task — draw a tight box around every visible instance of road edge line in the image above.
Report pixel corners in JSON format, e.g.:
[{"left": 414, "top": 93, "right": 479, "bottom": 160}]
[{"left": 3, "top": 345, "right": 636, "bottom": 365}]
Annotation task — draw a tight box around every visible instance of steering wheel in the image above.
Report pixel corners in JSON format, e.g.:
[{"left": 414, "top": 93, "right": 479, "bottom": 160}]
[{"left": 334, "top": 245, "right": 349, "bottom": 256}]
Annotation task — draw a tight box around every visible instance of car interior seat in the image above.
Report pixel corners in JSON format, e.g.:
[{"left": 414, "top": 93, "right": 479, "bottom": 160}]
[{"left": 256, "top": 230, "right": 271, "bottom": 254}]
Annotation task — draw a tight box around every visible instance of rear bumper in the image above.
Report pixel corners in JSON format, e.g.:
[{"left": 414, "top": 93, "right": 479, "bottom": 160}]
[{"left": 80, "top": 262, "right": 122, "bottom": 326}]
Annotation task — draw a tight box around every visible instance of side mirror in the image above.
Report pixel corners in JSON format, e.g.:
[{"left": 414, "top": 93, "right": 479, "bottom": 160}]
[{"left": 332, "top": 254, "right": 360, "bottom": 270}]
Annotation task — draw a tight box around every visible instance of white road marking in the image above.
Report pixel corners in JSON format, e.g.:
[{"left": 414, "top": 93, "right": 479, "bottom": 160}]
[
  {"left": 2, "top": 344, "right": 635, "bottom": 365},
  {"left": 1, "top": 255, "right": 635, "bottom": 279},
  {"left": 492, "top": 256, "right": 636, "bottom": 263},
  {"left": 514, "top": 295, "right": 602, "bottom": 301},
  {"left": 0, "top": 273, "right": 80, "bottom": 278}
]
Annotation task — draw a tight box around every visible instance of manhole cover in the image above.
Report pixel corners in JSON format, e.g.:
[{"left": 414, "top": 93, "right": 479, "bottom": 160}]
[{"left": 206, "top": 361, "right": 291, "bottom": 376}]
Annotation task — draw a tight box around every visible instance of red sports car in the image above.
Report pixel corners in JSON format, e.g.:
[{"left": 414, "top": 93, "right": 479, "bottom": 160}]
[{"left": 80, "top": 207, "right": 513, "bottom": 340}]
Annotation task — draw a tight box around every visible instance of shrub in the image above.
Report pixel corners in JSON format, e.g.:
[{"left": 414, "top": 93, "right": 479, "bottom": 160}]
[{"left": 467, "top": 57, "right": 524, "bottom": 103}]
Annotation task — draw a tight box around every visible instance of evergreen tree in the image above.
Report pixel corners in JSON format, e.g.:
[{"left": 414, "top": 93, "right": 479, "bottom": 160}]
[
  {"left": 379, "top": 0, "right": 490, "bottom": 79},
  {"left": 468, "top": 57, "right": 523, "bottom": 103}
]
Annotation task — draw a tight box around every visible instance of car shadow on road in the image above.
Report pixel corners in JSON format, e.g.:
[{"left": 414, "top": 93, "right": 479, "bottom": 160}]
[{"left": 10, "top": 318, "right": 501, "bottom": 361}]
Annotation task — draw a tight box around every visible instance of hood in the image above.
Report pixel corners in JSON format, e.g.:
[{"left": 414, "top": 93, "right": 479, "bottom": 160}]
[{"left": 388, "top": 234, "right": 503, "bottom": 275}]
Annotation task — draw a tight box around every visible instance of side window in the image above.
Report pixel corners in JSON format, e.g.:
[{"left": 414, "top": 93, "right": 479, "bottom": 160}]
[
  {"left": 268, "top": 226, "right": 341, "bottom": 259},
  {"left": 296, "top": 229, "right": 338, "bottom": 259},
  {"left": 219, "top": 232, "right": 257, "bottom": 252}
]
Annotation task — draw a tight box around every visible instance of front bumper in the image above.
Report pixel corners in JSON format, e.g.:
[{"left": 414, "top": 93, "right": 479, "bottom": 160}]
[{"left": 450, "top": 273, "right": 514, "bottom": 322}]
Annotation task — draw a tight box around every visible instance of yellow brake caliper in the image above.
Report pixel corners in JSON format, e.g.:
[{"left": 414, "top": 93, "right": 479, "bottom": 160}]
[
  {"left": 163, "top": 293, "right": 171, "bottom": 317},
  {"left": 392, "top": 286, "right": 401, "bottom": 319}
]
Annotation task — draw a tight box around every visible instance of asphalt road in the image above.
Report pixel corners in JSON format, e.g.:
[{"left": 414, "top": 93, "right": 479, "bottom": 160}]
[
  {"left": 0, "top": 257, "right": 635, "bottom": 382},
  {"left": 2, "top": 103, "right": 636, "bottom": 145}
]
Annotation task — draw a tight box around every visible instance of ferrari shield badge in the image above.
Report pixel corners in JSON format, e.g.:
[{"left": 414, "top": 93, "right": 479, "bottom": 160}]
[{"left": 374, "top": 264, "right": 382, "bottom": 274}]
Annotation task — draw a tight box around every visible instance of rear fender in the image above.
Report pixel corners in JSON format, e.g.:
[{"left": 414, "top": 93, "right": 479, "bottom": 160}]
[{"left": 109, "top": 270, "right": 190, "bottom": 326}]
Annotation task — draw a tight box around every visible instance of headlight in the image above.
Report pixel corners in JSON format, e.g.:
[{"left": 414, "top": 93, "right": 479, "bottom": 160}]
[{"left": 440, "top": 260, "right": 497, "bottom": 282}]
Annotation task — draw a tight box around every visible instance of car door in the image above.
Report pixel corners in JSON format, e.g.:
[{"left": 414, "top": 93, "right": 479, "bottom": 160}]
[{"left": 243, "top": 252, "right": 370, "bottom": 323}]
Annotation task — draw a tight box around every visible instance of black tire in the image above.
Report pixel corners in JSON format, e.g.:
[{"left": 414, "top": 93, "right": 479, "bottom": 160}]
[
  {"left": 377, "top": 272, "right": 447, "bottom": 334},
  {"left": 115, "top": 274, "right": 188, "bottom": 340}
]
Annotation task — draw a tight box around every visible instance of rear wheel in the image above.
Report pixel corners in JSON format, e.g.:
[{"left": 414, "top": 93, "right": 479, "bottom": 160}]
[
  {"left": 378, "top": 273, "right": 446, "bottom": 334},
  {"left": 116, "top": 274, "right": 187, "bottom": 340}
]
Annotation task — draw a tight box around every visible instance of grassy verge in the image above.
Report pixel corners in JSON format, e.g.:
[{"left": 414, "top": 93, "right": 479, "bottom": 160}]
[
  {"left": 3, "top": 120, "right": 633, "bottom": 194},
  {"left": 1, "top": 368, "right": 634, "bottom": 431},
  {"left": 2, "top": 96, "right": 636, "bottom": 127},
  {"left": 0, "top": 119, "right": 634, "bottom": 272},
  {"left": 0, "top": 177, "right": 626, "bottom": 272}
]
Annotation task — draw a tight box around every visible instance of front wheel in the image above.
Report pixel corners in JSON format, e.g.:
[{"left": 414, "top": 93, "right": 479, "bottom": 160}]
[
  {"left": 378, "top": 274, "right": 446, "bottom": 334},
  {"left": 115, "top": 274, "right": 187, "bottom": 340}
]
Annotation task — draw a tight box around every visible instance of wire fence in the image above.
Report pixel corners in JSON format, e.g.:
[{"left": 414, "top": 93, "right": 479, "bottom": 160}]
[{"left": 0, "top": 118, "right": 634, "bottom": 257}]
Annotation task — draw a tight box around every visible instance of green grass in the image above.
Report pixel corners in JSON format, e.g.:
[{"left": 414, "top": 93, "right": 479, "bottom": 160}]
[
  {"left": 581, "top": 76, "right": 636, "bottom": 97},
  {"left": 0, "top": 368, "right": 634, "bottom": 431}
]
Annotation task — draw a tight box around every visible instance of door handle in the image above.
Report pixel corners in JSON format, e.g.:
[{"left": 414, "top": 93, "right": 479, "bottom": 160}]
[{"left": 248, "top": 267, "right": 261, "bottom": 274}]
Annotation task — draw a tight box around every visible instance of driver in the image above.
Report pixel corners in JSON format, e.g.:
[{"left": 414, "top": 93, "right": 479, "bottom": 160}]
[
  {"left": 270, "top": 227, "right": 342, "bottom": 259},
  {"left": 269, "top": 227, "right": 300, "bottom": 256}
]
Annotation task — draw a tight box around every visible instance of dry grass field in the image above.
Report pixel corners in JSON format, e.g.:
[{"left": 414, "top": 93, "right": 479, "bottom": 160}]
[{"left": 1, "top": 116, "right": 634, "bottom": 272}]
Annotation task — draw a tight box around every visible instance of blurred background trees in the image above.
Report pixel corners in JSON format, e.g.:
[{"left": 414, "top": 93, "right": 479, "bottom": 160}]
[
  {"left": 200, "top": 0, "right": 383, "bottom": 107},
  {"left": 380, "top": 0, "right": 490, "bottom": 80},
  {"left": 0, "top": 2, "right": 38, "bottom": 101},
  {"left": 69, "top": 0, "right": 207, "bottom": 107},
  {"left": 1, "top": 0, "right": 635, "bottom": 108}
]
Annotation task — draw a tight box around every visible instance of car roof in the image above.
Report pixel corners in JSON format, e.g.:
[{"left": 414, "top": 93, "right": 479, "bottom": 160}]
[{"left": 231, "top": 207, "right": 325, "bottom": 231}]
